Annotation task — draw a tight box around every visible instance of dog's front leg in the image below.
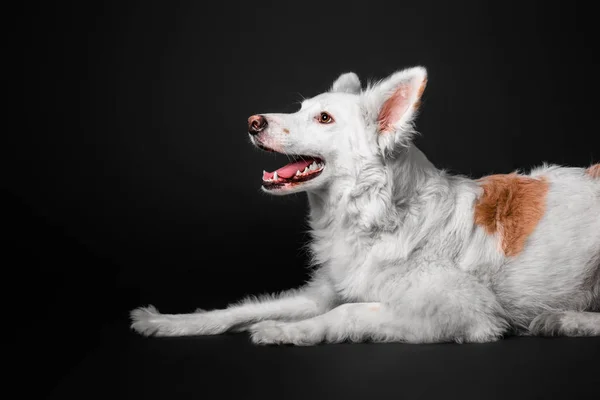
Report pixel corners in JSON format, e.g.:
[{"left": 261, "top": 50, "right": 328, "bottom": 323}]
[
  {"left": 130, "top": 274, "right": 337, "bottom": 337},
  {"left": 249, "top": 302, "right": 386, "bottom": 345},
  {"left": 249, "top": 268, "right": 510, "bottom": 345}
]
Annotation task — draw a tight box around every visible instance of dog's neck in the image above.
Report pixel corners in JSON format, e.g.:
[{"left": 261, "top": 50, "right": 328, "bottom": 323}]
[{"left": 306, "top": 145, "right": 442, "bottom": 234}]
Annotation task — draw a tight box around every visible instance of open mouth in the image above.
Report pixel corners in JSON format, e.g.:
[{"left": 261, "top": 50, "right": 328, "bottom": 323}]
[{"left": 261, "top": 156, "right": 325, "bottom": 190}]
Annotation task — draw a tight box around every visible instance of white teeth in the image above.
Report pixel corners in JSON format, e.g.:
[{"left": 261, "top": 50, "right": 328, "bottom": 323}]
[{"left": 263, "top": 161, "right": 324, "bottom": 184}]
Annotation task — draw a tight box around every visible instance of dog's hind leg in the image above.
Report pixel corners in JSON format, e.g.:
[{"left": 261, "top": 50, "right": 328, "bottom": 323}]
[
  {"left": 130, "top": 273, "right": 337, "bottom": 337},
  {"left": 529, "top": 259, "right": 600, "bottom": 337},
  {"left": 529, "top": 311, "right": 600, "bottom": 337}
]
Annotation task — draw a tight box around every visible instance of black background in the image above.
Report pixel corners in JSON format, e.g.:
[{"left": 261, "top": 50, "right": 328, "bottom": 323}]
[{"left": 11, "top": 0, "right": 600, "bottom": 397}]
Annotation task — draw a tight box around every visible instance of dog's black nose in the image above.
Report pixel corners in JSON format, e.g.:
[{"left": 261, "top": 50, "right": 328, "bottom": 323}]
[{"left": 248, "top": 115, "right": 267, "bottom": 135}]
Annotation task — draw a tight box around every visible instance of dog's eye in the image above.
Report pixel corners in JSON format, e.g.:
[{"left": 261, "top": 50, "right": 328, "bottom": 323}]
[{"left": 318, "top": 112, "right": 334, "bottom": 124}]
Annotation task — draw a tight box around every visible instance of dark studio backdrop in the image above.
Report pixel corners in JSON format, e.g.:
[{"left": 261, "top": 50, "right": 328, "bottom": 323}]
[{"left": 11, "top": 0, "right": 600, "bottom": 395}]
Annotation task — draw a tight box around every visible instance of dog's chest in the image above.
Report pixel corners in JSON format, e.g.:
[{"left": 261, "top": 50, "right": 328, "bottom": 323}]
[{"left": 312, "top": 228, "right": 379, "bottom": 302}]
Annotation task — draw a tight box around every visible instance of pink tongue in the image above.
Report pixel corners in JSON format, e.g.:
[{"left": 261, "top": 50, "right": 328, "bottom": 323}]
[{"left": 263, "top": 159, "right": 314, "bottom": 180}]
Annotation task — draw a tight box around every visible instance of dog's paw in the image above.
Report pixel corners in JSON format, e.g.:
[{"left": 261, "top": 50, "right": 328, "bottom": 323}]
[
  {"left": 249, "top": 321, "right": 324, "bottom": 346},
  {"left": 529, "top": 312, "right": 599, "bottom": 337},
  {"left": 130, "top": 305, "right": 165, "bottom": 336},
  {"left": 529, "top": 312, "right": 563, "bottom": 336},
  {"left": 130, "top": 306, "right": 231, "bottom": 337}
]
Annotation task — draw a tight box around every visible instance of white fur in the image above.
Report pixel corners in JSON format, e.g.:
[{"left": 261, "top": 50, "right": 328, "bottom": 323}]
[{"left": 131, "top": 67, "right": 600, "bottom": 344}]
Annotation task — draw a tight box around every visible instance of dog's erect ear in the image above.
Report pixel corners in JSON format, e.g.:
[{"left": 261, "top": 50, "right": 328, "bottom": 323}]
[
  {"left": 364, "top": 66, "right": 427, "bottom": 154},
  {"left": 331, "top": 72, "right": 361, "bottom": 94}
]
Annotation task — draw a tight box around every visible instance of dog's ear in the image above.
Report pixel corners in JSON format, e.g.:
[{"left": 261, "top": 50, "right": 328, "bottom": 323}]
[
  {"left": 364, "top": 66, "right": 427, "bottom": 154},
  {"left": 331, "top": 72, "right": 361, "bottom": 94}
]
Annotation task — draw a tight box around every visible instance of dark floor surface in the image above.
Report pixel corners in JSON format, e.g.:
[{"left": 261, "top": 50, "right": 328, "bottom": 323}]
[{"left": 47, "top": 322, "right": 600, "bottom": 400}]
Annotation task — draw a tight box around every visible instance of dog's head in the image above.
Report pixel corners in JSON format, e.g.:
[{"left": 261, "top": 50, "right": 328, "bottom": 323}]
[{"left": 248, "top": 66, "right": 427, "bottom": 195}]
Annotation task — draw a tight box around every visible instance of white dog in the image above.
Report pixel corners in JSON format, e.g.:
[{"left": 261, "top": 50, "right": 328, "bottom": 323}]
[{"left": 131, "top": 67, "right": 600, "bottom": 344}]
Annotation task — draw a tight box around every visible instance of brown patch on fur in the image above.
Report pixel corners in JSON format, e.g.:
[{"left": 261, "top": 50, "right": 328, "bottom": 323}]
[
  {"left": 283, "top": 128, "right": 290, "bottom": 134},
  {"left": 368, "top": 304, "right": 380, "bottom": 312},
  {"left": 587, "top": 164, "right": 600, "bottom": 178},
  {"left": 475, "top": 174, "right": 549, "bottom": 257}
]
